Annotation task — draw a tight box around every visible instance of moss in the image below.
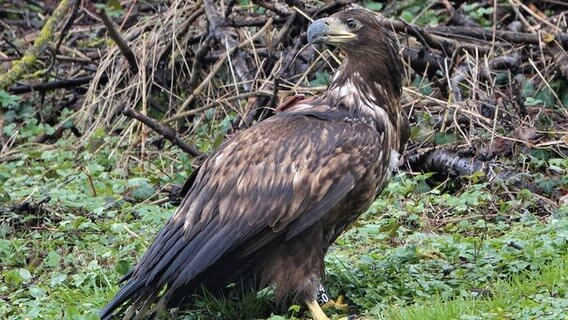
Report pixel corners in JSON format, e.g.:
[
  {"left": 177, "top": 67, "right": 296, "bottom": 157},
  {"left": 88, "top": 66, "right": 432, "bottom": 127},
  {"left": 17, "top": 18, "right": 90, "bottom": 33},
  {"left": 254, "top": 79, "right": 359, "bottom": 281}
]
[{"left": 0, "top": 0, "right": 72, "bottom": 89}]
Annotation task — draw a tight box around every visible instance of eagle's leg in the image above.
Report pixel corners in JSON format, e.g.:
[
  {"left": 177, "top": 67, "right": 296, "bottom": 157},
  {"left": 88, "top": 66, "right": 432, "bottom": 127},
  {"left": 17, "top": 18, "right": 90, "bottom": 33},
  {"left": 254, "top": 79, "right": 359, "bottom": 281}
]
[{"left": 306, "top": 299, "right": 331, "bottom": 320}]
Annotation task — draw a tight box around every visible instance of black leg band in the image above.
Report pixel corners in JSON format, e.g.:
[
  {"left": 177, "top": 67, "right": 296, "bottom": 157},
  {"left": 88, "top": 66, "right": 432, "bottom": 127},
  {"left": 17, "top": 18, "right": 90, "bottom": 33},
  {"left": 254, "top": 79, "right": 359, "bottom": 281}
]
[{"left": 316, "top": 284, "right": 331, "bottom": 306}]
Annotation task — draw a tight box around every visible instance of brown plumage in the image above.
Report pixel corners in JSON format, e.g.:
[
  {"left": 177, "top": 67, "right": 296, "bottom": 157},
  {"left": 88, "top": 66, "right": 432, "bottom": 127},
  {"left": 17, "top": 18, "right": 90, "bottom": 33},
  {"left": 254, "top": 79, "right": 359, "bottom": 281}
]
[{"left": 101, "top": 9, "right": 408, "bottom": 320}]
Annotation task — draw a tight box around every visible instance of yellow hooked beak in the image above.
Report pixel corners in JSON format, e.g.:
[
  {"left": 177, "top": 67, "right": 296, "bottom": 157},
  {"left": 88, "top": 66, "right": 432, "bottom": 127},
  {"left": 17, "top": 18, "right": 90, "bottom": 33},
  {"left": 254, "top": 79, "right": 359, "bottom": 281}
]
[{"left": 307, "top": 17, "right": 356, "bottom": 45}]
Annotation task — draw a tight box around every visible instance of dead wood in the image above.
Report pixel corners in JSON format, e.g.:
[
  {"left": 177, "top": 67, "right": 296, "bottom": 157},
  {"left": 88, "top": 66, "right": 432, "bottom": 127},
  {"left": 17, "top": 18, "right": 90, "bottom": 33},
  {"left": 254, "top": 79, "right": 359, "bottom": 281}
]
[
  {"left": 310, "top": 0, "right": 355, "bottom": 17},
  {"left": 5, "top": 0, "right": 556, "bottom": 175},
  {"left": 402, "top": 47, "right": 447, "bottom": 79},
  {"left": 97, "top": 9, "right": 139, "bottom": 73},
  {"left": 253, "top": 0, "right": 290, "bottom": 17},
  {"left": 202, "top": 0, "right": 254, "bottom": 93},
  {"left": 122, "top": 107, "right": 202, "bottom": 157},
  {"left": 547, "top": 39, "right": 568, "bottom": 81},
  {"left": 428, "top": 26, "right": 568, "bottom": 47},
  {"left": 8, "top": 76, "right": 95, "bottom": 94},
  {"left": 0, "top": 196, "right": 51, "bottom": 216},
  {"left": 39, "top": 0, "right": 81, "bottom": 96},
  {"left": 407, "top": 149, "right": 536, "bottom": 192},
  {"left": 236, "top": 33, "right": 305, "bottom": 129},
  {"left": 176, "top": 18, "right": 273, "bottom": 114},
  {"left": 383, "top": 19, "right": 454, "bottom": 56},
  {"left": 0, "top": 0, "right": 75, "bottom": 89}
]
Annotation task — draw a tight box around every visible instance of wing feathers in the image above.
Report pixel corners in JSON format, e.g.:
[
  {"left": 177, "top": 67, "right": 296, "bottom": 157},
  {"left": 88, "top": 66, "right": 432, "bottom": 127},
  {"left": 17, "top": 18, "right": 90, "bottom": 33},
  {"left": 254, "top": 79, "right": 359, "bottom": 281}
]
[
  {"left": 286, "top": 174, "right": 355, "bottom": 240},
  {"left": 103, "top": 110, "right": 383, "bottom": 317}
]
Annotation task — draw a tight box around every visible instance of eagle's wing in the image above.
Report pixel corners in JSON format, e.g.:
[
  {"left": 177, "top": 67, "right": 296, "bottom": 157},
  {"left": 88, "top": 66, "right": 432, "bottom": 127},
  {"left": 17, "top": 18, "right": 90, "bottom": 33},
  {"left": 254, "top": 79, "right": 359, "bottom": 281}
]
[{"left": 101, "top": 107, "right": 383, "bottom": 318}]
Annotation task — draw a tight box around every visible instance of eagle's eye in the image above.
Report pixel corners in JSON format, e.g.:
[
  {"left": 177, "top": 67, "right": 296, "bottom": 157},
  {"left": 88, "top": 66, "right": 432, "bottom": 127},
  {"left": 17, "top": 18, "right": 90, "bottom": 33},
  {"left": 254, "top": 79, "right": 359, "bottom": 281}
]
[{"left": 346, "top": 18, "right": 359, "bottom": 30}]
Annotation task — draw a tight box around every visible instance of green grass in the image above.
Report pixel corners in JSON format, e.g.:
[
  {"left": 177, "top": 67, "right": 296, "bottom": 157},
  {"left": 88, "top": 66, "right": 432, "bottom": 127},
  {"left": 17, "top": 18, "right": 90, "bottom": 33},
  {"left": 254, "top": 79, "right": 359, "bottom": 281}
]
[
  {"left": 2, "top": 143, "right": 566, "bottom": 319},
  {"left": 387, "top": 254, "right": 568, "bottom": 320}
]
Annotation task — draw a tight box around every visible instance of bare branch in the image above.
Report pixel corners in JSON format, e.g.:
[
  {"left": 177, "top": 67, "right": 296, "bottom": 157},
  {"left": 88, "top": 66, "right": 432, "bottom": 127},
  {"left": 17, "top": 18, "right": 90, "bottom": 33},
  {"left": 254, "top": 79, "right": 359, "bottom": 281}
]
[
  {"left": 97, "top": 8, "right": 139, "bottom": 73},
  {"left": 122, "top": 108, "right": 202, "bottom": 157}
]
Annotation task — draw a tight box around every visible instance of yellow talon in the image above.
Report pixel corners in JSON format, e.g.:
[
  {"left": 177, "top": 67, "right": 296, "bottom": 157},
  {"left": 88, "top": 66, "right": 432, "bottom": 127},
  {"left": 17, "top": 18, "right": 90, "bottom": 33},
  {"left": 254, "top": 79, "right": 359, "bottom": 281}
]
[{"left": 321, "top": 295, "right": 349, "bottom": 311}]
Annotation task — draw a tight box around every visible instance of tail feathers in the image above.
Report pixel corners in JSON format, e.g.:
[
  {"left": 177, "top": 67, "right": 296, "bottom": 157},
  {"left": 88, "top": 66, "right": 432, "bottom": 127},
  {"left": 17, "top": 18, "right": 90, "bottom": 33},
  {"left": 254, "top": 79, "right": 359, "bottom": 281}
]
[{"left": 100, "top": 279, "right": 147, "bottom": 320}]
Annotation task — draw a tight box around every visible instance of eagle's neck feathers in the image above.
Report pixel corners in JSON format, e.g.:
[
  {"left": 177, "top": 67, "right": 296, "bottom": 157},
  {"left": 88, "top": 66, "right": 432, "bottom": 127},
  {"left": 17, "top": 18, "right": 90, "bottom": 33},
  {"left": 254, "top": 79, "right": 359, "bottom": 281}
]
[{"left": 325, "top": 57, "right": 402, "bottom": 141}]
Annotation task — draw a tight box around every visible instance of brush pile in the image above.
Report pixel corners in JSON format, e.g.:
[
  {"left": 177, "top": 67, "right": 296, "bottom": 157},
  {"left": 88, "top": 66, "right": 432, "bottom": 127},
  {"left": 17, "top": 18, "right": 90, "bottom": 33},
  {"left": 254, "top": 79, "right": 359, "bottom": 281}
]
[{"left": 1, "top": 0, "right": 567, "bottom": 205}]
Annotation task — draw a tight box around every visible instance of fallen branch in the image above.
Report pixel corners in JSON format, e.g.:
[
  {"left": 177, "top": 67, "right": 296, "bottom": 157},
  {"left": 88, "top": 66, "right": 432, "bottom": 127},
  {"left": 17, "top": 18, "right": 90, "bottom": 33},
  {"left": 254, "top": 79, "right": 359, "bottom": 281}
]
[
  {"left": 228, "top": 16, "right": 288, "bottom": 28},
  {"left": 441, "top": 0, "right": 480, "bottom": 28},
  {"left": 202, "top": 0, "right": 247, "bottom": 64},
  {"left": 271, "top": 11, "right": 298, "bottom": 49},
  {"left": 239, "top": 36, "right": 304, "bottom": 128},
  {"left": 53, "top": 0, "right": 81, "bottom": 55},
  {"left": 407, "top": 149, "right": 536, "bottom": 192},
  {"left": 165, "top": 91, "right": 273, "bottom": 123},
  {"left": 203, "top": 0, "right": 224, "bottom": 30},
  {"left": 402, "top": 47, "right": 447, "bottom": 79},
  {"left": 0, "top": 196, "right": 51, "bottom": 216},
  {"left": 176, "top": 17, "right": 273, "bottom": 113},
  {"left": 310, "top": 0, "right": 354, "bottom": 17},
  {"left": 0, "top": 0, "right": 74, "bottom": 89},
  {"left": 8, "top": 76, "right": 95, "bottom": 94},
  {"left": 428, "top": 25, "right": 568, "bottom": 46},
  {"left": 97, "top": 8, "right": 139, "bottom": 73},
  {"left": 253, "top": 0, "right": 353, "bottom": 17},
  {"left": 39, "top": 0, "right": 81, "bottom": 97},
  {"left": 188, "top": 34, "right": 217, "bottom": 87},
  {"left": 122, "top": 108, "right": 202, "bottom": 157},
  {"left": 383, "top": 19, "right": 454, "bottom": 56},
  {"left": 180, "top": 0, "right": 258, "bottom": 109},
  {"left": 253, "top": 0, "right": 290, "bottom": 17}
]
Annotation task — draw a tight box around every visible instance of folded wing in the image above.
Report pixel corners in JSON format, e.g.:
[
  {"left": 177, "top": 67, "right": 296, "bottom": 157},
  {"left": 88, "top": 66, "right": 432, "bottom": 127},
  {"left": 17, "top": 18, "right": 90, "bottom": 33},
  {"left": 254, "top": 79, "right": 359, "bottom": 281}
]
[{"left": 100, "top": 107, "right": 383, "bottom": 319}]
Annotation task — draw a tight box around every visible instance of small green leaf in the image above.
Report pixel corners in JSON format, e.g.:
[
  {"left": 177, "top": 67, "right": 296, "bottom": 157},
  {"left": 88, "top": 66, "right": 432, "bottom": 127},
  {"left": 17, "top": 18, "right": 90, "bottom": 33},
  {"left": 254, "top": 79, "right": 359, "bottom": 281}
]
[
  {"left": 115, "top": 260, "right": 132, "bottom": 276},
  {"left": 50, "top": 273, "right": 67, "bottom": 287},
  {"left": 29, "top": 285, "right": 46, "bottom": 298},
  {"left": 363, "top": 1, "right": 383, "bottom": 12},
  {"left": 400, "top": 11, "right": 414, "bottom": 23},
  {"left": 131, "top": 185, "right": 156, "bottom": 201},
  {"left": 495, "top": 72, "right": 509, "bottom": 85},
  {"left": 536, "top": 178, "right": 556, "bottom": 195},
  {"left": 434, "top": 132, "right": 457, "bottom": 144},
  {"left": 4, "top": 269, "right": 23, "bottom": 286},
  {"left": 521, "top": 80, "right": 535, "bottom": 97},
  {"left": 19, "top": 268, "right": 32, "bottom": 282},
  {"left": 535, "top": 88, "right": 555, "bottom": 107},
  {"left": 288, "top": 304, "right": 301, "bottom": 313},
  {"left": 531, "top": 149, "right": 551, "bottom": 160},
  {"left": 44, "top": 251, "right": 61, "bottom": 268},
  {"left": 309, "top": 72, "right": 330, "bottom": 87},
  {"left": 106, "top": 0, "right": 122, "bottom": 10},
  {"left": 0, "top": 90, "right": 21, "bottom": 108},
  {"left": 213, "top": 133, "right": 225, "bottom": 149}
]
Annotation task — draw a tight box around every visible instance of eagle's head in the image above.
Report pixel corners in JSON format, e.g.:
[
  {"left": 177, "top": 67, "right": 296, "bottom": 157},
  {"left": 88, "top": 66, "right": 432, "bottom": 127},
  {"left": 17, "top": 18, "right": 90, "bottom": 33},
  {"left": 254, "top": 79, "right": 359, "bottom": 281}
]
[
  {"left": 307, "top": 9, "right": 402, "bottom": 95},
  {"left": 307, "top": 9, "right": 408, "bottom": 153},
  {"left": 307, "top": 9, "right": 397, "bottom": 60}
]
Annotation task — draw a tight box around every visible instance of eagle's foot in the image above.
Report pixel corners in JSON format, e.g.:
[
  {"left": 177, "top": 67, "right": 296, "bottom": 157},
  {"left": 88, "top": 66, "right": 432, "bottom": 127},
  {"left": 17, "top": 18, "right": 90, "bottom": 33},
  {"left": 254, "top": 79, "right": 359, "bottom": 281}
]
[
  {"left": 321, "top": 295, "right": 349, "bottom": 311},
  {"left": 308, "top": 296, "right": 357, "bottom": 320},
  {"left": 317, "top": 284, "right": 349, "bottom": 312}
]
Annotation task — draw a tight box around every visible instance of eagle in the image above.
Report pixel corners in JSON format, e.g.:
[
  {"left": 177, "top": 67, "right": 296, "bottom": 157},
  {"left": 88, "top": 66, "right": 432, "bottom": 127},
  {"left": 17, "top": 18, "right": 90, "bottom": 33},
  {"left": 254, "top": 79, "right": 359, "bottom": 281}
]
[{"left": 101, "top": 9, "right": 409, "bottom": 320}]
